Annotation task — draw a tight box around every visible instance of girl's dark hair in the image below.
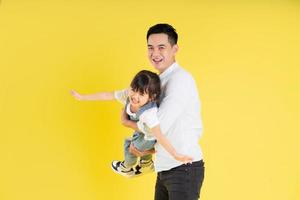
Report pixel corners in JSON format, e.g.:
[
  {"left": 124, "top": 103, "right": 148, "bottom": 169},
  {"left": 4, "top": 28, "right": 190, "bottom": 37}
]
[{"left": 130, "top": 70, "right": 161, "bottom": 102}]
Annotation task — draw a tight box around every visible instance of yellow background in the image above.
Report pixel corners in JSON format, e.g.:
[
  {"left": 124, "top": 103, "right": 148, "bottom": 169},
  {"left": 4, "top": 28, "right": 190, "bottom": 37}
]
[{"left": 1, "top": 0, "right": 299, "bottom": 200}]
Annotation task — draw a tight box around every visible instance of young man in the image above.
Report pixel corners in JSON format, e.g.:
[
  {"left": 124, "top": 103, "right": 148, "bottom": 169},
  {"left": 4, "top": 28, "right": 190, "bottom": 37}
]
[{"left": 122, "top": 23, "right": 205, "bottom": 200}]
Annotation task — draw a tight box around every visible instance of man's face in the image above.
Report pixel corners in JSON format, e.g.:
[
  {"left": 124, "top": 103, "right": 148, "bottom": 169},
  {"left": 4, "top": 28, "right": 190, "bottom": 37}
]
[{"left": 147, "top": 33, "right": 178, "bottom": 73}]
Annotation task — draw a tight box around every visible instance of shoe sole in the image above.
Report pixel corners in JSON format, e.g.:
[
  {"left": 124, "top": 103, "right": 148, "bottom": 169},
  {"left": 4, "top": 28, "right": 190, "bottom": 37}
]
[
  {"left": 110, "top": 164, "right": 154, "bottom": 178},
  {"left": 111, "top": 164, "right": 135, "bottom": 178}
]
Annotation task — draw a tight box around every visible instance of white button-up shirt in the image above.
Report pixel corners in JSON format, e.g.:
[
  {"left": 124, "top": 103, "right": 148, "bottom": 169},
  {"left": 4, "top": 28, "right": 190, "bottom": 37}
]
[{"left": 138, "top": 62, "right": 204, "bottom": 172}]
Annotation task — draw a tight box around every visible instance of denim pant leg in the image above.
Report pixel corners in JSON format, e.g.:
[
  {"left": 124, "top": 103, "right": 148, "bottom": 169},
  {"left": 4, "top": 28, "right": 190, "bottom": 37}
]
[
  {"left": 131, "top": 131, "right": 156, "bottom": 161},
  {"left": 124, "top": 136, "right": 138, "bottom": 167},
  {"left": 124, "top": 131, "right": 156, "bottom": 167}
]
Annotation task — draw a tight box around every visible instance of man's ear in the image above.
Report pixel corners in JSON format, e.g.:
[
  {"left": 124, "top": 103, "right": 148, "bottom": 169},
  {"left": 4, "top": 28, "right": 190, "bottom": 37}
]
[{"left": 173, "top": 44, "right": 179, "bottom": 53}]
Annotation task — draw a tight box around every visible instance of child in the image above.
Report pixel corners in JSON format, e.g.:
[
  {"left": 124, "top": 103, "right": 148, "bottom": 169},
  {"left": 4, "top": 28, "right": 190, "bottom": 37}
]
[{"left": 70, "top": 70, "right": 193, "bottom": 177}]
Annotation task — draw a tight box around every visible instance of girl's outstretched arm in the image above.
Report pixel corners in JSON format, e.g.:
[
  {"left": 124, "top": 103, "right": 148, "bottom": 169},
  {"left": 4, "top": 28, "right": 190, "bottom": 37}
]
[
  {"left": 151, "top": 125, "right": 193, "bottom": 164},
  {"left": 70, "top": 89, "right": 115, "bottom": 101}
]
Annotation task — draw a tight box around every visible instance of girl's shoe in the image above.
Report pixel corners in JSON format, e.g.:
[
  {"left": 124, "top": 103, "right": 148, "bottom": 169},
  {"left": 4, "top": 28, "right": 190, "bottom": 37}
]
[{"left": 111, "top": 161, "right": 135, "bottom": 177}]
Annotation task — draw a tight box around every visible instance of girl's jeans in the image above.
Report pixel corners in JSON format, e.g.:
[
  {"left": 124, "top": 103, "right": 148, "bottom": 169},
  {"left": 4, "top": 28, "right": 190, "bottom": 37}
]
[{"left": 123, "top": 131, "right": 156, "bottom": 167}]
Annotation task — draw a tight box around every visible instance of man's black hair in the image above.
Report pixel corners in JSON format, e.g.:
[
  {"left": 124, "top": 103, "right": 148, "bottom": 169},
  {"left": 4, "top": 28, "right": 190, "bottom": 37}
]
[{"left": 147, "top": 23, "right": 178, "bottom": 46}]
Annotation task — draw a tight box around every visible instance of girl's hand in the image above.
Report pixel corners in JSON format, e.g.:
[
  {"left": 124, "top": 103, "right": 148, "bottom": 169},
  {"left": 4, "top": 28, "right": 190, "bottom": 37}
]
[
  {"left": 70, "top": 89, "right": 84, "bottom": 101},
  {"left": 174, "top": 153, "right": 193, "bottom": 164}
]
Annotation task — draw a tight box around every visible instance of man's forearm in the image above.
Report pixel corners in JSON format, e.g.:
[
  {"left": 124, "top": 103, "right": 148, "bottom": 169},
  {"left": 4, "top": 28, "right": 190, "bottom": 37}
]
[{"left": 122, "top": 120, "right": 139, "bottom": 131}]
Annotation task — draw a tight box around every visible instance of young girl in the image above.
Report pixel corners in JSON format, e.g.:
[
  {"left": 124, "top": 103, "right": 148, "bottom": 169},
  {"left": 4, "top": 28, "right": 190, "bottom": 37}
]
[{"left": 70, "top": 70, "right": 192, "bottom": 177}]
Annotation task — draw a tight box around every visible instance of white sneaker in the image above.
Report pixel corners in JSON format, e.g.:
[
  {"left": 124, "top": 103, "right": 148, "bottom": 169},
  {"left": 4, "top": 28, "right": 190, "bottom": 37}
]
[
  {"left": 111, "top": 161, "right": 135, "bottom": 178},
  {"left": 133, "top": 159, "right": 154, "bottom": 175}
]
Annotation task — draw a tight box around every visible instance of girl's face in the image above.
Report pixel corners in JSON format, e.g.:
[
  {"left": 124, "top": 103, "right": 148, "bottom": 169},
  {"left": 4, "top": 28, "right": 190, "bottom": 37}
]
[{"left": 128, "top": 88, "right": 150, "bottom": 108}]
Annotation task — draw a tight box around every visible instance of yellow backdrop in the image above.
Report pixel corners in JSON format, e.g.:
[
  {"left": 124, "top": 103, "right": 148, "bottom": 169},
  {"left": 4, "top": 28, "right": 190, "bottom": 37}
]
[{"left": 1, "top": 1, "right": 299, "bottom": 200}]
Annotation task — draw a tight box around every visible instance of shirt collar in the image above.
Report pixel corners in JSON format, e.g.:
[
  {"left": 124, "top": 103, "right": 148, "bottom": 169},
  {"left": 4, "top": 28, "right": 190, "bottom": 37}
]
[
  {"left": 159, "top": 62, "right": 178, "bottom": 80},
  {"left": 126, "top": 103, "right": 136, "bottom": 116}
]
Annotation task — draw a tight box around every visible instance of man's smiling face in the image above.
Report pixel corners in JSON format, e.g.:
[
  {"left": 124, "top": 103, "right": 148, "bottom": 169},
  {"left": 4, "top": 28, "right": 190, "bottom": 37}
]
[{"left": 147, "top": 33, "right": 178, "bottom": 73}]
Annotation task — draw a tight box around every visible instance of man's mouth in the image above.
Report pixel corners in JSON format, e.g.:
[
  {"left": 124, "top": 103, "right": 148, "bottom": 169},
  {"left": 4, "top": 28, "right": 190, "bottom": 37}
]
[{"left": 152, "top": 58, "right": 163, "bottom": 64}]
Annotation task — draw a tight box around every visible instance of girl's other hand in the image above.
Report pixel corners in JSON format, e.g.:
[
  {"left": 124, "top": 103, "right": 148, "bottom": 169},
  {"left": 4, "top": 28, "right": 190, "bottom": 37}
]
[{"left": 70, "top": 89, "right": 83, "bottom": 101}]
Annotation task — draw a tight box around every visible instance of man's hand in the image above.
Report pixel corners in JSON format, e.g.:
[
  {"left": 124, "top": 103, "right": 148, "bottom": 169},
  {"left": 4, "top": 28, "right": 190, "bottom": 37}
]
[
  {"left": 129, "top": 143, "right": 156, "bottom": 157},
  {"left": 120, "top": 108, "right": 139, "bottom": 131},
  {"left": 120, "top": 108, "right": 130, "bottom": 126}
]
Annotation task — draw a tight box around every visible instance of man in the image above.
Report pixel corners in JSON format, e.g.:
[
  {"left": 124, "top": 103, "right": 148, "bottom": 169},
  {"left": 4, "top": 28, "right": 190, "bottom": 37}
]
[{"left": 122, "top": 23, "right": 204, "bottom": 200}]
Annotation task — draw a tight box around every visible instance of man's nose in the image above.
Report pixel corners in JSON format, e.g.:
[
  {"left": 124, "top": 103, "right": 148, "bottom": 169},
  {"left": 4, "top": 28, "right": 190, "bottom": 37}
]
[{"left": 152, "top": 48, "right": 160, "bottom": 57}]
